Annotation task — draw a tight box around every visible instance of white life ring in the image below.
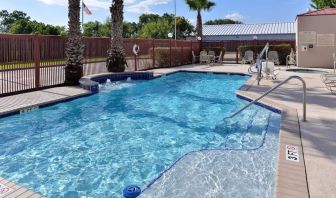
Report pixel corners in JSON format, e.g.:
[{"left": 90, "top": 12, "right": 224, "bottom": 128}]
[{"left": 133, "top": 44, "right": 140, "bottom": 56}]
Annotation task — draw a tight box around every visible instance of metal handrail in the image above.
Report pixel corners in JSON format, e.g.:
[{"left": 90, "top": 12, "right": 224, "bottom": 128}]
[{"left": 229, "top": 76, "right": 307, "bottom": 122}]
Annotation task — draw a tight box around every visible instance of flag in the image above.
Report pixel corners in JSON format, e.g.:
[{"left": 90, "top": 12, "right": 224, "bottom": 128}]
[{"left": 82, "top": 2, "right": 92, "bottom": 15}]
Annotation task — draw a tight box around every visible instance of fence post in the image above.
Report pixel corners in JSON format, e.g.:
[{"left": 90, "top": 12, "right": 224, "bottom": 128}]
[
  {"left": 169, "top": 39, "right": 172, "bottom": 67},
  {"left": 34, "top": 33, "right": 40, "bottom": 89},
  {"left": 236, "top": 48, "right": 239, "bottom": 64},
  {"left": 152, "top": 39, "right": 155, "bottom": 68},
  {"left": 190, "top": 41, "right": 193, "bottom": 64}
]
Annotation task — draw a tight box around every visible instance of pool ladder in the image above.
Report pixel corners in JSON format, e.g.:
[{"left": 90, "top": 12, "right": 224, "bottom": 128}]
[{"left": 228, "top": 76, "right": 307, "bottom": 122}]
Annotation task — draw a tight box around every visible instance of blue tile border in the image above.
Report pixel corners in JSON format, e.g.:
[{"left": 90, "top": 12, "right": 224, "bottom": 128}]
[
  {"left": 0, "top": 92, "right": 94, "bottom": 119},
  {"left": 236, "top": 94, "right": 282, "bottom": 114}
]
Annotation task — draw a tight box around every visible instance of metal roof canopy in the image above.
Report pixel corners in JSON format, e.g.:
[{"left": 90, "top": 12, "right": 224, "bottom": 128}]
[{"left": 203, "top": 22, "right": 295, "bottom": 36}]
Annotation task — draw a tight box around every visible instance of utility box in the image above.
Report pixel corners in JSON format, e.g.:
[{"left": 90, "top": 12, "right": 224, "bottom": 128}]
[{"left": 296, "top": 8, "right": 336, "bottom": 68}]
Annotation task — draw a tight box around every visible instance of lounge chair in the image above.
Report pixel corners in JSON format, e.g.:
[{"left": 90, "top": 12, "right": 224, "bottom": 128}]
[
  {"left": 286, "top": 52, "right": 296, "bottom": 68},
  {"left": 200, "top": 51, "right": 208, "bottom": 64},
  {"left": 214, "top": 51, "right": 223, "bottom": 63},
  {"left": 268, "top": 51, "right": 280, "bottom": 65},
  {"left": 242, "top": 50, "right": 254, "bottom": 64},
  {"left": 261, "top": 61, "right": 279, "bottom": 80},
  {"left": 192, "top": 51, "right": 200, "bottom": 64},
  {"left": 208, "top": 51, "right": 216, "bottom": 63}
]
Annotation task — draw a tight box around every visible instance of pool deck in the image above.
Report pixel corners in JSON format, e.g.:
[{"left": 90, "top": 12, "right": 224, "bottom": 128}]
[{"left": 0, "top": 64, "right": 335, "bottom": 197}]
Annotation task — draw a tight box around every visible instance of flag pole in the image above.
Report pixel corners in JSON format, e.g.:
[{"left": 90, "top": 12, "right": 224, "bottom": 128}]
[
  {"left": 174, "top": 0, "right": 176, "bottom": 40},
  {"left": 81, "top": 0, "right": 84, "bottom": 32}
]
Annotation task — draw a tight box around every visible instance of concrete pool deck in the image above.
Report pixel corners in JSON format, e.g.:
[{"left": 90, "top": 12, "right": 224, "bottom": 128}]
[{"left": 0, "top": 64, "right": 335, "bottom": 197}]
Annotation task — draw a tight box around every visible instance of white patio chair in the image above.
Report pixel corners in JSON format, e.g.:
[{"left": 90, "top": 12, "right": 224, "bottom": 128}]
[
  {"left": 268, "top": 51, "right": 280, "bottom": 65},
  {"left": 286, "top": 53, "right": 296, "bottom": 68},
  {"left": 215, "top": 51, "right": 223, "bottom": 63},
  {"left": 242, "top": 50, "right": 254, "bottom": 64},
  {"left": 200, "top": 51, "right": 208, "bottom": 64},
  {"left": 208, "top": 51, "right": 216, "bottom": 63},
  {"left": 261, "top": 61, "right": 279, "bottom": 80},
  {"left": 192, "top": 51, "right": 200, "bottom": 64}
]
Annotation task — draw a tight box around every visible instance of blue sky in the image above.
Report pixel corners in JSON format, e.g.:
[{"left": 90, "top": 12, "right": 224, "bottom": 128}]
[{"left": 0, "top": 0, "right": 311, "bottom": 26}]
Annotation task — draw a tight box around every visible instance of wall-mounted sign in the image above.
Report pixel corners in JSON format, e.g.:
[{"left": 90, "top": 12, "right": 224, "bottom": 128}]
[
  {"left": 286, "top": 145, "right": 299, "bottom": 162},
  {"left": 317, "top": 34, "right": 335, "bottom": 46},
  {"left": 299, "top": 31, "right": 316, "bottom": 44}
]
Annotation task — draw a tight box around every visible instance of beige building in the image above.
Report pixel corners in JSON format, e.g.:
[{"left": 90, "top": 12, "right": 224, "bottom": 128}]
[{"left": 296, "top": 8, "right": 336, "bottom": 68}]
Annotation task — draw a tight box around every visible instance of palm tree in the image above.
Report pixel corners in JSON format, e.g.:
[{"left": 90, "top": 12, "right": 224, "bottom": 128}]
[
  {"left": 185, "top": 0, "right": 216, "bottom": 39},
  {"left": 65, "top": 0, "right": 84, "bottom": 85},
  {"left": 310, "top": 0, "right": 336, "bottom": 9},
  {"left": 106, "top": 0, "right": 127, "bottom": 72}
]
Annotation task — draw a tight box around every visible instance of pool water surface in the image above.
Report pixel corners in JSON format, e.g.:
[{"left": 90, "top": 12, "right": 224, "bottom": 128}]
[{"left": 0, "top": 72, "right": 280, "bottom": 197}]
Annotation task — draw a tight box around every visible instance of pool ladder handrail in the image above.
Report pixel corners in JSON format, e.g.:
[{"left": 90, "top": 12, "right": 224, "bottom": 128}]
[{"left": 229, "top": 76, "right": 307, "bottom": 122}]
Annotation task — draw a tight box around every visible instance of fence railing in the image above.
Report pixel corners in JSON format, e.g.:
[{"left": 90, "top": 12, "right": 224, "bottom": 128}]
[{"left": 0, "top": 34, "right": 200, "bottom": 96}]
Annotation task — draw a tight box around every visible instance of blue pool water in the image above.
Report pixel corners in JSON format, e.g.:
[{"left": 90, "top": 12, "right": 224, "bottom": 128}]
[{"left": 0, "top": 72, "right": 280, "bottom": 197}]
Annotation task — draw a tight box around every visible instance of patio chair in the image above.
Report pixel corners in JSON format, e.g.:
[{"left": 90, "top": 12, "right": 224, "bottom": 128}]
[
  {"left": 261, "top": 61, "right": 279, "bottom": 80},
  {"left": 242, "top": 50, "right": 254, "bottom": 64},
  {"left": 208, "top": 51, "right": 216, "bottom": 63},
  {"left": 200, "top": 51, "right": 208, "bottom": 64},
  {"left": 268, "top": 51, "right": 280, "bottom": 65},
  {"left": 286, "top": 52, "right": 296, "bottom": 68},
  {"left": 214, "top": 51, "right": 223, "bottom": 63},
  {"left": 192, "top": 51, "right": 200, "bottom": 64}
]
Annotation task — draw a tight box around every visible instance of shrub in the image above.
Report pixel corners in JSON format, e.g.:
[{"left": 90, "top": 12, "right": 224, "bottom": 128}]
[{"left": 238, "top": 44, "right": 292, "bottom": 65}]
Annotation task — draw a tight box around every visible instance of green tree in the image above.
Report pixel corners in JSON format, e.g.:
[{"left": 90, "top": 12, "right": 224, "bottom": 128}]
[
  {"left": 65, "top": 0, "right": 84, "bottom": 85},
  {"left": 123, "top": 21, "right": 138, "bottom": 38},
  {"left": 205, "top": 19, "right": 242, "bottom": 25},
  {"left": 138, "top": 13, "right": 194, "bottom": 39},
  {"left": 106, "top": 0, "right": 127, "bottom": 72},
  {"left": 185, "top": 0, "right": 216, "bottom": 39},
  {"left": 139, "top": 19, "right": 171, "bottom": 39},
  {"left": 0, "top": 10, "right": 30, "bottom": 32},
  {"left": 83, "top": 21, "right": 106, "bottom": 37},
  {"left": 310, "top": 0, "right": 336, "bottom": 9},
  {"left": 8, "top": 19, "right": 63, "bottom": 35},
  {"left": 138, "top": 14, "right": 160, "bottom": 26}
]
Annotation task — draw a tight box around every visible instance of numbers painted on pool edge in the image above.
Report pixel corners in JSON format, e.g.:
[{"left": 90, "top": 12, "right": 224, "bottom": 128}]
[
  {"left": 286, "top": 144, "right": 299, "bottom": 162},
  {"left": 20, "top": 106, "right": 39, "bottom": 114}
]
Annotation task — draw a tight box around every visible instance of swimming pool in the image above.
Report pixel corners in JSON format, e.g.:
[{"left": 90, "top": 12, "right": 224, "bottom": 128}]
[{"left": 0, "top": 72, "right": 280, "bottom": 197}]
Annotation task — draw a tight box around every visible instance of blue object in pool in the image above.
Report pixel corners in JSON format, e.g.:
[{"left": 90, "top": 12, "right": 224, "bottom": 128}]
[
  {"left": 0, "top": 72, "right": 280, "bottom": 197},
  {"left": 123, "top": 185, "right": 141, "bottom": 198}
]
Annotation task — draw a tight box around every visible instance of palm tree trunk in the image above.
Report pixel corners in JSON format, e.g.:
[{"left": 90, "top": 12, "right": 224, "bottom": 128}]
[
  {"left": 65, "top": 0, "right": 84, "bottom": 85},
  {"left": 106, "top": 0, "right": 126, "bottom": 72},
  {"left": 196, "top": 9, "right": 202, "bottom": 39}
]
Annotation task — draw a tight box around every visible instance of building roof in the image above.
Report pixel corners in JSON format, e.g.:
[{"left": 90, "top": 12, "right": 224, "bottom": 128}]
[
  {"left": 298, "top": 8, "right": 336, "bottom": 16},
  {"left": 203, "top": 22, "right": 295, "bottom": 36}
]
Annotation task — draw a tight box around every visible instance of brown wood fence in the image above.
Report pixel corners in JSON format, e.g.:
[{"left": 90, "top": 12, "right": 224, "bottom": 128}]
[{"left": 0, "top": 34, "right": 200, "bottom": 96}]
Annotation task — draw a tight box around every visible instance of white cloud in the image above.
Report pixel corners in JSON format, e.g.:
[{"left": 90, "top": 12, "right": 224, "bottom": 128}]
[
  {"left": 225, "top": 12, "right": 243, "bottom": 21},
  {"left": 126, "top": 0, "right": 170, "bottom": 14}
]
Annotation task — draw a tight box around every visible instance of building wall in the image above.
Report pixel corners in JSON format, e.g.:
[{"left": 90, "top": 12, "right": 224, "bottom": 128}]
[
  {"left": 202, "top": 34, "right": 295, "bottom": 41},
  {"left": 296, "top": 15, "right": 336, "bottom": 68}
]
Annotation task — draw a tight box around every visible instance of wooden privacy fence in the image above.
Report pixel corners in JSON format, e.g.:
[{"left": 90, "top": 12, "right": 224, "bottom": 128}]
[{"left": 0, "top": 34, "right": 200, "bottom": 96}]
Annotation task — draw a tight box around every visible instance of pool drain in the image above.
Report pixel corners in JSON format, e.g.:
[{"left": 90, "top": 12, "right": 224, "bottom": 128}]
[{"left": 123, "top": 185, "right": 141, "bottom": 198}]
